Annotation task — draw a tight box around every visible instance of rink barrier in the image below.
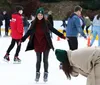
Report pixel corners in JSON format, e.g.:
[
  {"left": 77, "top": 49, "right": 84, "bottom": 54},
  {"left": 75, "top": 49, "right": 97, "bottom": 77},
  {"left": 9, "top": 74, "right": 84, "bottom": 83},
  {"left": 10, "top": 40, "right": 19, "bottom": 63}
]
[
  {"left": 57, "top": 29, "right": 98, "bottom": 40},
  {"left": 1, "top": 28, "right": 98, "bottom": 40}
]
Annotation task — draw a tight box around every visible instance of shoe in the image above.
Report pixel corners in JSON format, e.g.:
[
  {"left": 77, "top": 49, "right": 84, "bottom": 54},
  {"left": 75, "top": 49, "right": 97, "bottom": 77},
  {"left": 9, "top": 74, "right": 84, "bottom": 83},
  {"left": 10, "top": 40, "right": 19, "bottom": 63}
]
[
  {"left": 13, "top": 56, "right": 21, "bottom": 63},
  {"left": 4, "top": 53, "right": 10, "bottom": 62},
  {"left": 43, "top": 72, "right": 48, "bottom": 82},
  {"left": 35, "top": 72, "right": 40, "bottom": 82}
]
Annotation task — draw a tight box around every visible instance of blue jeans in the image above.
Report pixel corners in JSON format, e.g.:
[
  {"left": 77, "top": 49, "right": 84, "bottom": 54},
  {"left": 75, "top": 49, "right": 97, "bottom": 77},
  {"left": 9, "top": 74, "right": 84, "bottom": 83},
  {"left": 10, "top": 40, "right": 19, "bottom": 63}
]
[
  {"left": 90, "top": 26, "right": 100, "bottom": 46},
  {"left": 24, "top": 26, "right": 28, "bottom": 34}
]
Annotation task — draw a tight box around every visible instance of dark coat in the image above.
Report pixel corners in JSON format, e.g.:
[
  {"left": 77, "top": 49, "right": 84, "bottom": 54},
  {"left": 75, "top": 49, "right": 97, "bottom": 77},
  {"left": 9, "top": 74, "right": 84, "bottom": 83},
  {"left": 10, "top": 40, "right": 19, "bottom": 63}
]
[
  {"left": 0, "top": 14, "right": 3, "bottom": 26},
  {"left": 22, "top": 20, "right": 64, "bottom": 51}
]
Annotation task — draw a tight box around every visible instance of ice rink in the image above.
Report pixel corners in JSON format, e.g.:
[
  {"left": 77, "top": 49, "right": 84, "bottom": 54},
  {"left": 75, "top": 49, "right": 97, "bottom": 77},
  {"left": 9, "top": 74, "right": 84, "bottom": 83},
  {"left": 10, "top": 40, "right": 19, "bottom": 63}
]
[
  {"left": 1, "top": 32, "right": 98, "bottom": 85},
  {"left": 0, "top": 19, "right": 98, "bottom": 85}
]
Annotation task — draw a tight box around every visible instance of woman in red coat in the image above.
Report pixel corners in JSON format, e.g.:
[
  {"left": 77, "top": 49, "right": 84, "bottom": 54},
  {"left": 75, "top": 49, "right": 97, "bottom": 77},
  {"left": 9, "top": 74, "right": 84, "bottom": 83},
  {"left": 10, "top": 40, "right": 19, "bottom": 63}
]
[
  {"left": 4, "top": 6, "right": 24, "bottom": 63},
  {"left": 21, "top": 7, "right": 66, "bottom": 82}
]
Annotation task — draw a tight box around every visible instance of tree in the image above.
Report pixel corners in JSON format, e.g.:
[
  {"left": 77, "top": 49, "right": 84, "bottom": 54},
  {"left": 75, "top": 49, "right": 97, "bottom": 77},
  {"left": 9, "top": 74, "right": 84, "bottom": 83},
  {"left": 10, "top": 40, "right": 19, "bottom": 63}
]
[
  {"left": 40, "top": 0, "right": 61, "bottom": 3},
  {"left": 0, "top": 0, "right": 41, "bottom": 18},
  {"left": 81, "top": 0, "right": 100, "bottom": 10}
]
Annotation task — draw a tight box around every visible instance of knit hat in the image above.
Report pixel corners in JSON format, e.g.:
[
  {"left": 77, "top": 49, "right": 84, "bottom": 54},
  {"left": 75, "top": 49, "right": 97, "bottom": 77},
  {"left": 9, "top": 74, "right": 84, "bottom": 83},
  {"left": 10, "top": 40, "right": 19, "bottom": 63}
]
[
  {"left": 36, "top": 7, "right": 44, "bottom": 15},
  {"left": 55, "top": 49, "right": 68, "bottom": 63}
]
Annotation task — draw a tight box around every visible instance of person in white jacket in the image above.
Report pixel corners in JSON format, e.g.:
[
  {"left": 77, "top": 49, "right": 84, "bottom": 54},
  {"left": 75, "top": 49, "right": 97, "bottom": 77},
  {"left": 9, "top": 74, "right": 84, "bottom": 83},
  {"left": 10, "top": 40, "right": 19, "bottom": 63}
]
[{"left": 90, "top": 14, "right": 100, "bottom": 46}]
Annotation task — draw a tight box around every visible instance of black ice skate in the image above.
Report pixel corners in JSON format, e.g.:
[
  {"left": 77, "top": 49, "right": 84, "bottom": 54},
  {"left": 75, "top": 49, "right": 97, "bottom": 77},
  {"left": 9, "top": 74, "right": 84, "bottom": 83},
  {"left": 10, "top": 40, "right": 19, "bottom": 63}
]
[
  {"left": 43, "top": 72, "right": 48, "bottom": 82},
  {"left": 35, "top": 72, "right": 40, "bottom": 82},
  {"left": 4, "top": 53, "right": 10, "bottom": 62},
  {"left": 13, "top": 56, "right": 21, "bottom": 64}
]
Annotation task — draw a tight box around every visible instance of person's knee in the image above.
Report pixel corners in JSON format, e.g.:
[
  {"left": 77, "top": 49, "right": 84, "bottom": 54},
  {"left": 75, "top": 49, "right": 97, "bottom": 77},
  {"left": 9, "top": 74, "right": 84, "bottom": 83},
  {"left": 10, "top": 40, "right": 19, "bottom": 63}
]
[{"left": 43, "top": 59, "right": 48, "bottom": 64}]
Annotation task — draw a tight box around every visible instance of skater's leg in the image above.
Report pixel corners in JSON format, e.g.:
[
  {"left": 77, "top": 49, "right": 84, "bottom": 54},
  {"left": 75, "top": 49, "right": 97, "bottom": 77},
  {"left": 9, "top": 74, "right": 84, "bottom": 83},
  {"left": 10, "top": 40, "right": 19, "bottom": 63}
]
[
  {"left": 0, "top": 27, "right": 1, "bottom": 36},
  {"left": 14, "top": 39, "right": 21, "bottom": 62},
  {"left": 90, "top": 31, "right": 97, "bottom": 46},
  {"left": 4, "top": 39, "right": 15, "bottom": 61},
  {"left": 35, "top": 52, "right": 42, "bottom": 82},
  {"left": 36, "top": 52, "right": 42, "bottom": 72},
  {"left": 67, "top": 37, "right": 78, "bottom": 50},
  {"left": 43, "top": 49, "right": 50, "bottom": 82},
  {"left": 43, "top": 49, "right": 50, "bottom": 72},
  {"left": 6, "top": 39, "right": 16, "bottom": 54},
  {"left": 14, "top": 39, "right": 21, "bottom": 56},
  {"left": 86, "top": 26, "right": 90, "bottom": 35}
]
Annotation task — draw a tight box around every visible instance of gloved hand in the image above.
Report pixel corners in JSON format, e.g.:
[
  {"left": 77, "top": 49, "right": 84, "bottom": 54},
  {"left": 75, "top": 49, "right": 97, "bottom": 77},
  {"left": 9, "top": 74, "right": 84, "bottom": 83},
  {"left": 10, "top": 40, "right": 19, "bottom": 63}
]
[
  {"left": 62, "top": 35, "right": 66, "bottom": 39},
  {"left": 59, "top": 63, "right": 63, "bottom": 69},
  {"left": 18, "top": 39, "right": 22, "bottom": 46}
]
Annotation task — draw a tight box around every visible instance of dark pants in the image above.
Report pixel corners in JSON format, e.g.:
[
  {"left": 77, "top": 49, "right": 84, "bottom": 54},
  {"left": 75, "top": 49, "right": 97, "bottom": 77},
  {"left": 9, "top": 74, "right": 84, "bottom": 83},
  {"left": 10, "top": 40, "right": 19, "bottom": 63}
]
[
  {"left": 86, "top": 25, "right": 90, "bottom": 35},
  {"left": 0, "top": 26, "right": 1, "bottom": 35},
  {"left": 67, "top": 37, "right": 78, "bottom": 50},
  {"left": 5, "top": 24, "right": 9, "bottom": 36},
  {"left": 7, "top": 38, "right": 21, "bottom": 57},
  {"left": 36, "top": 50, "right": 50, "bottom": 73}
]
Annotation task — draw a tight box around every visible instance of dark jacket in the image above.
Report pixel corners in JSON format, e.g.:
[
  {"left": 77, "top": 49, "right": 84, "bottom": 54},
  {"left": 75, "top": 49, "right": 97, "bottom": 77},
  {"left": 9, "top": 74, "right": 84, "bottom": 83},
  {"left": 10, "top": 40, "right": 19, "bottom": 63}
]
[
  {"left": 22, "top": 20, "right": 64, "bottom": 51},
  {"left": 3, "top": 13, "right": 10, "bottom": 27},
  {"left": 0, "top": 14, "right": 3, "bottom": 26},
  {"left": 48, "top": 15, "right": 54, "bottom": 26}
]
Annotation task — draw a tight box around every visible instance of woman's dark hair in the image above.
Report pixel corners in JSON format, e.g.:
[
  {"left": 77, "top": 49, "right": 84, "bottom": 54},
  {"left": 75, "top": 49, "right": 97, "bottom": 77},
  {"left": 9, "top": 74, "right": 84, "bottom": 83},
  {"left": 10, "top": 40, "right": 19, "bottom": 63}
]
[
  {"left": 61, "top": 52, "right": 73, "bottom": 79},
  {"left": 97, "top": 14, "right": 100, "bottom": 20},
  {"left": 29, "top": 15, "right": 46, "bottom": 30}
]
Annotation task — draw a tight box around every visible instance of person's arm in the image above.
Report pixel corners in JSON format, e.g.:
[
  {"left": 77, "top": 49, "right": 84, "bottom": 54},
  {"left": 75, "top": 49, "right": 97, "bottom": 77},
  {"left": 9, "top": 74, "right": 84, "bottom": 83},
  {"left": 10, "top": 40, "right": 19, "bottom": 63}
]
[
  {"left": 74, "top": 17, "right": 86, "bottom": 38},
  {"left": 71, "top": 66, "right": 79, "bottom": 77},
  {"left": 48, "top": 22, "right": 66, "bottom": 39}
]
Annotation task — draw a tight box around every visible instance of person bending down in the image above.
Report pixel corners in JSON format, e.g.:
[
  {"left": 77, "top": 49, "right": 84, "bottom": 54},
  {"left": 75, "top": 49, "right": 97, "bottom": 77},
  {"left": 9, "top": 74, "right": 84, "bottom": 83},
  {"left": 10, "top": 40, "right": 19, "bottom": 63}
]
[{"left": 55, "top": 47, "right": 100, "bottom": 85}]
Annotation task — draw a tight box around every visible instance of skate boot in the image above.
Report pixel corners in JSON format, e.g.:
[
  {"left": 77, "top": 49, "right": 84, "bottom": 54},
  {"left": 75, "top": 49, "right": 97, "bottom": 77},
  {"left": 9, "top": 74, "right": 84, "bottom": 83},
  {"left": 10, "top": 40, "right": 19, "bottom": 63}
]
[
  {"left": 13, "top": 56, "right": 21, "bottom": 64},
  {"left": 4, "top": 53, "right": 10, "bottom": 62},
  {"left": 43, "top": 72, "right": 48, "bottom": 82},
  {"left": 35, "top": 72, "right": 40, "bottom": 82}
]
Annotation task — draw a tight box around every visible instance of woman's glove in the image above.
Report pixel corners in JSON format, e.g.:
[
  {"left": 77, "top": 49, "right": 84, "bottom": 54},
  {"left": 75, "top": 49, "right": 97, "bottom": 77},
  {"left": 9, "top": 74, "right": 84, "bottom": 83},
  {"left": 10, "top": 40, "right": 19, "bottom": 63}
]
[{"left": 59, "top": 63, "right": 63, "bottom": 69}]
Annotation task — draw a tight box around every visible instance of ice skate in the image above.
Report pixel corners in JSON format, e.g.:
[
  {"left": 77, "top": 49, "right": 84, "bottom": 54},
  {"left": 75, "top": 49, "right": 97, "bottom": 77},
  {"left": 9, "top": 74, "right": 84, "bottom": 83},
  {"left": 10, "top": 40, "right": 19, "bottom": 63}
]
[
  {"left": 13, "top": 56, "right": 21, "bottom": 64},
  {"left": 4, "top": 53, "right": 10, "bottom": 62},
  {"left": 43, "top": 72, "right": 48, "bottom": 82},
  {"left": 35, "top": 72, "right": 40, "bottom": 82}
]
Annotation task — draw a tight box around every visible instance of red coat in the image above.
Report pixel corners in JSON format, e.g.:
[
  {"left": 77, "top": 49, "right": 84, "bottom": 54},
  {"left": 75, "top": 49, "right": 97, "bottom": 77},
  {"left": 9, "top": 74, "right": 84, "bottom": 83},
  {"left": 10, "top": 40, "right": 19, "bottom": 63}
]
[{"left": 10, "top": 13, "right": 24, "bottom": 39}]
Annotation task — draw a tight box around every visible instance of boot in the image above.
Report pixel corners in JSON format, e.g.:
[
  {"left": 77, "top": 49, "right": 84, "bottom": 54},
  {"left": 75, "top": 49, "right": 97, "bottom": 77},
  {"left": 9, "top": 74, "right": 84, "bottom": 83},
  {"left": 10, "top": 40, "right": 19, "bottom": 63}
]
[
  {"left": 35, "top": 72, "right": 40, "bottom": 82},
  {"left": 14, "top": 56, "right": 21, "bottom": 63},
  {"left": 43, "top": 72, "right": 48, "bottom": 82},
  {"left": 4, "top": 53, "right": 10, "bottom": 62}
]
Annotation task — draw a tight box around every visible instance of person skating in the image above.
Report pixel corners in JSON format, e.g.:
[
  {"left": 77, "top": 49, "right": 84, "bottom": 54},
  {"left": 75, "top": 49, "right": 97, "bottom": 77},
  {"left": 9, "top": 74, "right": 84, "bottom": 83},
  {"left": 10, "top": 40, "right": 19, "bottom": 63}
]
[
  {"left": 4, "top": 6, "right": 24, "bottom": 63},
  {"left": 20, "top": 7, "right": 66, "bottom": 82},
  {"left": 0, "top": 11, "right": 3, "bottom": 37},
  {"left": 55, "top": 47, "right": 100, "bottom": 85},
  {"left": 3, "top": 10, "right": 10, "bottom": 37},
  {"left": 90, "top": 13, "right": 100, "bottom": 46},
  {"left": 66, "top": 5, "right": 86, "bottom": 50}
]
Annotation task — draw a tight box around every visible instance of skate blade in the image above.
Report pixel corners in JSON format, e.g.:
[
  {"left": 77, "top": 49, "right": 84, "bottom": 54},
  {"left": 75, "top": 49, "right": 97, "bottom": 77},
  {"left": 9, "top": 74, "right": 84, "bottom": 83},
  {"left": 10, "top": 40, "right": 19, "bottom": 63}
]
[
  {"left": 3, "top": 59, "right": 9, "bottom": 62},
  {"left": 43, "top": 79, "right": 48, "bottom": 82},
  {"left": 35, "top": 79, "right": 39, "bottom": 82},
  {"left": 13, "top": 61, "right": 21, "bottom": 64}
]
